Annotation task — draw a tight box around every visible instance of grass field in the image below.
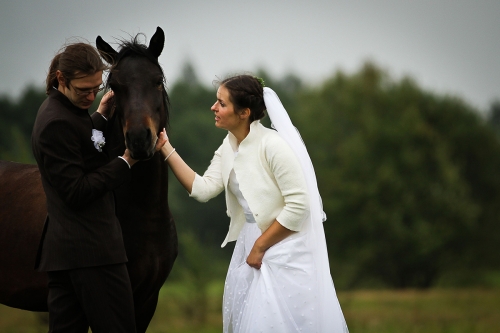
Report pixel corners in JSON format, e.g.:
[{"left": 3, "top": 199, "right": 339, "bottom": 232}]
[{"left": 1, "top": 283, "right": 499, "bottom": 333}]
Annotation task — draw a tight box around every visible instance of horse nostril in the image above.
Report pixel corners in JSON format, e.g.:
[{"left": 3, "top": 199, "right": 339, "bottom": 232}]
[{"left": 126, "top": 128, "right": 153, "bottom": 155}]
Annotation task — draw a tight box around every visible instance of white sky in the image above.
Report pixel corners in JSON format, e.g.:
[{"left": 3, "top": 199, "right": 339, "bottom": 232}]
[{"left": 1, "top": 0, "right": 499, "bottom": 111}]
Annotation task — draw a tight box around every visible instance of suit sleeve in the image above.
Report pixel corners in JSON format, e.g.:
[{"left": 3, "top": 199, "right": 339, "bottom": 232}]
[
  {"left": 91, "top": 111, "right": 107, "bottom": 131},
  {"left": 37, "top": 118, "right": 130, "bottom": 210}
]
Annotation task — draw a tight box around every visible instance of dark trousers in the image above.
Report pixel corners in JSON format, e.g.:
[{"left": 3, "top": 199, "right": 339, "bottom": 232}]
[{"left": 47, "top": 263, "right": 136, "bottom": 333}]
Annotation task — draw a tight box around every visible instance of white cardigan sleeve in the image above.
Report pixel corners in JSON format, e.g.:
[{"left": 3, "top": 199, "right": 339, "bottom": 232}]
[
  {"left": 264, "top": 134, "right": 309, "bottom": 231},
  {"left": 189, "top": 144, "right": 225, "bottom": 202}
]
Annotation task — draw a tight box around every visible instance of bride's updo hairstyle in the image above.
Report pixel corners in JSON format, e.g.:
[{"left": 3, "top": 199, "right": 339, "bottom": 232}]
[{"left": 219, "top": 75, "right": 266, "bottom": 122}]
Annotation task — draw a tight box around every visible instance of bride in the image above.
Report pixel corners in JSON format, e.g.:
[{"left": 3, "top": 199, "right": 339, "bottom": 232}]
[{"left": 158, "top": 74, "right": 348, "bottom": 332}]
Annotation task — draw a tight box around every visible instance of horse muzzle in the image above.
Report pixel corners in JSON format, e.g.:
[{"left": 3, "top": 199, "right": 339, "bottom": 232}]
[{"left": 125, "top": 128, "right": 156, "bottom": 160}]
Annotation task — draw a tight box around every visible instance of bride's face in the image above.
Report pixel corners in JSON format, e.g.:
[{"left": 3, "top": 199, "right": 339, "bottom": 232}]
[{"left": 210, "top": 86, "right": 246, "bottom": 131}]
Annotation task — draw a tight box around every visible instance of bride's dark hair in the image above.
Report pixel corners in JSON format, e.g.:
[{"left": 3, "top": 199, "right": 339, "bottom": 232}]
[{"left": 217, "top": 75, "right": 266, "bottom": 121}]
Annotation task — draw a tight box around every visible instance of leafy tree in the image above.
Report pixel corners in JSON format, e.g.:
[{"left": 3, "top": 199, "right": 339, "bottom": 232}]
[
  {"left": 0, "top": 85, "right": 46, "bottom": 163},
  {"left": 166, "top": 62, "right": 230, "bottom": 252},
  {"left": 294, "top": 63, "right": 500, "bottom": 288},
  {"left": 487, "top": 100, "right": 500, "bottom": 138}
]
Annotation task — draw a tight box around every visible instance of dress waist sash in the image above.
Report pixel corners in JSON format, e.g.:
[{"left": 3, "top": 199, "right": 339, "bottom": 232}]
[{"left": 244, "top": 212, "right": 256, "bottom": 223}]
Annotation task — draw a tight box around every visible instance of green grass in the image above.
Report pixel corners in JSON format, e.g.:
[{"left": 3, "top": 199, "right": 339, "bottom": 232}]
[
  {"left": 1, "top": 284, "right": 499, "bottom": 332},
  {"left": 340, "top": 289, "right": 500, "bottom": 333}
]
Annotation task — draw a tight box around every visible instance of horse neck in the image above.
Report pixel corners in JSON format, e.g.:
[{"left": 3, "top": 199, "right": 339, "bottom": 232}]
[
  {"left": 130, "top": 154, "right": 168, "bottom": 204},
  {"left": 109, "top": 116, "right": 170, "bottom": 229}
]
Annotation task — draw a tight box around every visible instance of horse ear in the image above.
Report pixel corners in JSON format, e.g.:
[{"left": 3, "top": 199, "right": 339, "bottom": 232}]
[
  {"left": 147, "top": 27, "right": 164, "bottom": 58},
  {"left": 96, "top": 36, "right": 118, "bottom": 65}
]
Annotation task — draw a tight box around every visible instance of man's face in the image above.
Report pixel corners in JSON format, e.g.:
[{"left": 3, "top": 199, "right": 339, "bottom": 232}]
[{"left": 59, "top": 71, "right": 103, "bottom": 109}]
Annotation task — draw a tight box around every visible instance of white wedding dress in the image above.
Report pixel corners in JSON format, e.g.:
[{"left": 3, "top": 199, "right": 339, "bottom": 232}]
[{"left": 223, "top": 166, "right": 348, "bottom": 333}]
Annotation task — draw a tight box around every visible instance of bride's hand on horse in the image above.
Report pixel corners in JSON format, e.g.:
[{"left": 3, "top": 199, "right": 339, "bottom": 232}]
[
  {"left": 155, "top": 128, "right": 169, "bottom": 152},
  {"left": 96, "top": 90, "right": 115, "bottom": 119}
]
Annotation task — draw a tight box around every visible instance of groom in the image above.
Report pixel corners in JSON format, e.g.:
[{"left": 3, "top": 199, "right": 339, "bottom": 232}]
[{"left": 32, "top": 41, "right": 137, "bottom": 333}]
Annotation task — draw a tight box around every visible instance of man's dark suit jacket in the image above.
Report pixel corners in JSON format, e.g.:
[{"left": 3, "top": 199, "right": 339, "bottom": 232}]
[{"left": 32, "top": 89, "right": 130, "bottom": 271}]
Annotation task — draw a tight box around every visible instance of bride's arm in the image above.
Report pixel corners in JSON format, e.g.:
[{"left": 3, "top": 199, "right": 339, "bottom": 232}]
[
  {"left": 246, "top": 220, "right": 296, "bottom": 269},
  {"left": 158, "top": 130, "right": 196, "bottom": 193}
]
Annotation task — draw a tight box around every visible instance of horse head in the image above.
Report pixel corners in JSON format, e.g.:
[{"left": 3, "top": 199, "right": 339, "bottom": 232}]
[{"left": 96, "top": 27, "right": 169, "bottom": 160}]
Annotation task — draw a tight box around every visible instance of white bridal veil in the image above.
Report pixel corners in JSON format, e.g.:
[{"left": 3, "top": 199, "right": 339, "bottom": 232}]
[{"left": 264, "top": 87, "right": 349, "bottom": 332}]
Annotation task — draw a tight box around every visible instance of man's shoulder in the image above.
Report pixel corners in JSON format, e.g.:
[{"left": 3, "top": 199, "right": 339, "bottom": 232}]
[
  {"left": 41, "top": 92, "right": 69, "bottom": 112},
  {"left": 33, "top": 101, "right": 84, "bottom": 143},
  {"left": 37, "top": 94, "right": 80, "bottom": 125}
]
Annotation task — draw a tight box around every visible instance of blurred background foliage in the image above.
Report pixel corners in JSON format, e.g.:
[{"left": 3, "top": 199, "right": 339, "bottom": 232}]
[{"left": 1, "top": 61, "right": 500, "bottom": 295}]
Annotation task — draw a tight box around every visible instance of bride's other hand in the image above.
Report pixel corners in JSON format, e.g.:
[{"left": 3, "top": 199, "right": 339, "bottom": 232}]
[
  {"left": 246, "top": 221, "right": 296, "bottom": 270},
  {"left": 246, "top": 245, "right": 266, "bottom": 270}
]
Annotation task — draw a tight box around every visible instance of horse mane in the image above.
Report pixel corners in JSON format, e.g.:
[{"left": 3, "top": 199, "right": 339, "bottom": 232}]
[{"left": 106, "top": 33, "right": 170, "bottom": 129}]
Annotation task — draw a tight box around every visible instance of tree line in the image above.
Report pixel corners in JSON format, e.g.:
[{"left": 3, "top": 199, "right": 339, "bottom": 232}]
[{"left": 1, "top": 62, "right": 499, "bottom": 289}]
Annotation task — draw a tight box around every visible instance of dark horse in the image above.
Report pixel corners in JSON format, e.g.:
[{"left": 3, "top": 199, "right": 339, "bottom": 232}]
[{"left": 0, "top": 27, "right": 178, "bottom": 333}]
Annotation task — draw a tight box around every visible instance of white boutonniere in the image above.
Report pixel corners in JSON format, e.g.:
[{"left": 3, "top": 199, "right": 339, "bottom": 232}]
[{"left": 91, "top": 129, "right": 106, "bottom": 152}]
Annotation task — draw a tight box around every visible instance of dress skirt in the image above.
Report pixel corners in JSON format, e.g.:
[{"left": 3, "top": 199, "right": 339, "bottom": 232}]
[{"left": 222, "top": 221, "right": 348, "bottom": 333}]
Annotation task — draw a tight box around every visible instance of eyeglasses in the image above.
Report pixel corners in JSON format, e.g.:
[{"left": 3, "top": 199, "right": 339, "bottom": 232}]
[{"left": 70, "top": 83, "right": 105, "bottom": 97}]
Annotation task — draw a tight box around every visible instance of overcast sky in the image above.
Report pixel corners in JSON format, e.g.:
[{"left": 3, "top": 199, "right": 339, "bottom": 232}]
[{"left": 1, "top": 0, "right": 499, "bottom": 111}]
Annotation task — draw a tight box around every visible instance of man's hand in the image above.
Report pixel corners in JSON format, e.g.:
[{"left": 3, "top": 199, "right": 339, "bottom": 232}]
[
  {"left": 122, "top": 149, "right": 138, "bottom": 167},
  {"left": 96, "top": 90, "right": 115, "bottom": 119}
]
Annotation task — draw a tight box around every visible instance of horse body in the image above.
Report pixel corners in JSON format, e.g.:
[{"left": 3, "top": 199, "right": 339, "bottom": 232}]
[
  {"left": 0, "top": 161, "right": 48, "bottom": 311},
  {"left": 0, "top": 27, "right": 177, "bottom": 333}
]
